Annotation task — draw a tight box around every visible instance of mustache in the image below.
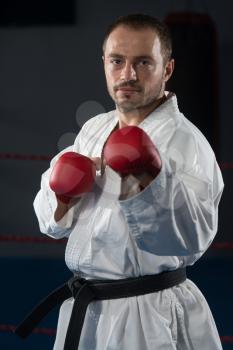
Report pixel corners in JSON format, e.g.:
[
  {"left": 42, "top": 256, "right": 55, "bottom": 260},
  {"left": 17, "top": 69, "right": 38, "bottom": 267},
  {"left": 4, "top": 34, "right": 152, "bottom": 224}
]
[{"left": 114, "top": 82, "right": 142, "bottom": 91}]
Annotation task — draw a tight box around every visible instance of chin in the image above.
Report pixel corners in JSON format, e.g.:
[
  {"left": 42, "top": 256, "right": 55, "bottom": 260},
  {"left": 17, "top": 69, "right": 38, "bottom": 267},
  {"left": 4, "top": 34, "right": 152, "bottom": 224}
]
[
  {"left": 116, "top": 98, "right": 139, "bottom": 108},
  {"left": 117, "top": 103, "right": 141, "bottom": 113}
]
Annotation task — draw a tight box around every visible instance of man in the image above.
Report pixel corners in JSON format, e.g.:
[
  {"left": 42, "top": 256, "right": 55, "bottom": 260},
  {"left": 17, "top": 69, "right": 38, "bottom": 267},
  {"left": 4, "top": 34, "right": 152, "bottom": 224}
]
[{"left": 21, "top": 14, "right": 224, "bottom": 350}]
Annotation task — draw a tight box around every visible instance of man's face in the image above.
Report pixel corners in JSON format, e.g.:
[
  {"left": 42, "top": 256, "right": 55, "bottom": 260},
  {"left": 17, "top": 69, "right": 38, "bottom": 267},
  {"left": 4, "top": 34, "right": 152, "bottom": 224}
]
[{"left": 103, "top": 25, "right": 173, "bottom": 113}]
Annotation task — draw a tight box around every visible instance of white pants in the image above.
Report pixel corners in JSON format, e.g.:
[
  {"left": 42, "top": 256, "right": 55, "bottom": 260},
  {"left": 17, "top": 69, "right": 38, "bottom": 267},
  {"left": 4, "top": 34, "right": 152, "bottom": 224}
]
[{"left": 53, "top": 279, "right": 222, "bottom": 350}]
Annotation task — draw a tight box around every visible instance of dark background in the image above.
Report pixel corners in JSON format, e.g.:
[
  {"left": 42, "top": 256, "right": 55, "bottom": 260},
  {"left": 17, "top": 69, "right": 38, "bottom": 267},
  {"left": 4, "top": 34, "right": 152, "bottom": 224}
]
[{"left": 0, "top": 0, "right": 232, "bottom": 349}]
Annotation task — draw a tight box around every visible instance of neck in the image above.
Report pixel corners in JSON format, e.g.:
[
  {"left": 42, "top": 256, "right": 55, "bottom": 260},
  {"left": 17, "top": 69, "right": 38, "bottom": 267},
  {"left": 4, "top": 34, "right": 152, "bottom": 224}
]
[{"left": 117, "top": 94, "right": 167, "bottom": 128}]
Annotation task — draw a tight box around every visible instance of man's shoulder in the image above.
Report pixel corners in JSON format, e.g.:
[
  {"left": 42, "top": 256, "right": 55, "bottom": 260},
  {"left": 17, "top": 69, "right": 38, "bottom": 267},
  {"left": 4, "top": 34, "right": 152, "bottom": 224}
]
[
  {"left": 163, "top": 93, "right": 212, "bottom": 149},
  {"left": 180, "top": 113, "right": 213, "bottom": 149},
  {"left": 82, "top": 110, "right": 116, "bottom": 130}
]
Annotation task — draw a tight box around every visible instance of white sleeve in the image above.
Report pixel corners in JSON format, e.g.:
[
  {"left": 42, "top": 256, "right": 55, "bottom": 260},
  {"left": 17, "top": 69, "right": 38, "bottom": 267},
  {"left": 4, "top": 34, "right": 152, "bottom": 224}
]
[
  {"left": 119, "top": 131, "right": 224, "bottom": 257},
  {"left": 33, "top": 128, "right": 85, "bottom": 239}
]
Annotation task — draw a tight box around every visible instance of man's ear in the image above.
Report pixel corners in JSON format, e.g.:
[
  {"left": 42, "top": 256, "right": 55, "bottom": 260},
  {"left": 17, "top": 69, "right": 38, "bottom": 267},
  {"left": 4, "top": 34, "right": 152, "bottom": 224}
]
[
  {"left": 102, "top": 55, "right": 105, "bottom": 63},
  {"left": 164, "top": 58, "right": 175, "bottom": 83}
]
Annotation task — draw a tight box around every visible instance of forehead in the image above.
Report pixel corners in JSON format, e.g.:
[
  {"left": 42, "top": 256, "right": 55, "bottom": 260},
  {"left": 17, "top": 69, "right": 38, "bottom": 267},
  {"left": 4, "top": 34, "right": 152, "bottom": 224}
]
[{"left": 105, "top": 25, "right": 162, "bottom": 58}]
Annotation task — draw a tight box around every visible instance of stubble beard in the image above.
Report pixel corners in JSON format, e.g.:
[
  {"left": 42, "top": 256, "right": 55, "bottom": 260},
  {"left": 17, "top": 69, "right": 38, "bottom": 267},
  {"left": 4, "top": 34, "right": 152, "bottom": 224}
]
[
  {"left": 116, "top": 95, "right": 159, "bottom": 114},
  {"left": 110, "top": 81, "right": 165, "bottom": 114}
]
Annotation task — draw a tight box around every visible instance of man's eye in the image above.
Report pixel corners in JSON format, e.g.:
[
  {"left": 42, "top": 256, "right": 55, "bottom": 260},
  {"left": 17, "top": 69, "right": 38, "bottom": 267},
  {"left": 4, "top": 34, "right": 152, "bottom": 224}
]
[
  {"left": 139, "top": 60, "right": 150, "bottom": 66},
  {"left": 111, "top": 59, "right": 122, "bottom": 65}
]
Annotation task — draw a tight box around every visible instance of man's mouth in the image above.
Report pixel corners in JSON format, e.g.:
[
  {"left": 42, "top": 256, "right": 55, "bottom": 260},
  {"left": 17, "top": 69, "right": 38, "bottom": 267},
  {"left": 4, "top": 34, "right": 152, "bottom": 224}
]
[
  {"left": 118, "top": 88, "right": 139, "bottom": 91},
  {"left": 114, "top": 83, "right": 141, "bottom": 92},
  {"left": 116, "top": 86, "right": 141, "bottom": 93}
]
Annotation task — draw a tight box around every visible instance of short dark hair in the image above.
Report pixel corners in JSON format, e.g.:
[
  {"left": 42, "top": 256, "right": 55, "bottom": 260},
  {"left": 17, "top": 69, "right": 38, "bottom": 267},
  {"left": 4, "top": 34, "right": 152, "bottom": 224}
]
[{"left": 102, "top": 13, "right": 172, "bottom": 64}]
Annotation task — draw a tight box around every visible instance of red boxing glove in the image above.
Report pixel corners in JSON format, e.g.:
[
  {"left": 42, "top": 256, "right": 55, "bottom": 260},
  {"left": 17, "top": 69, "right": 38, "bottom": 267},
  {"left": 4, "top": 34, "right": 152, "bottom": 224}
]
[
  {"left": 49, "top": 152, "right": 96, "bottom": 203},
  {"left": 103, "top": 126, "right": 162, "bottom": 178}
]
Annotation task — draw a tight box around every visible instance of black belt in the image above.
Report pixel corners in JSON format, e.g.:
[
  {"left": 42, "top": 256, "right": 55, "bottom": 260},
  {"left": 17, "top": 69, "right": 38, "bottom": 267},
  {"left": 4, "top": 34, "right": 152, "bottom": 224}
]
[{"left": 14, "top": 268, "right": 186, "bottom": 350}]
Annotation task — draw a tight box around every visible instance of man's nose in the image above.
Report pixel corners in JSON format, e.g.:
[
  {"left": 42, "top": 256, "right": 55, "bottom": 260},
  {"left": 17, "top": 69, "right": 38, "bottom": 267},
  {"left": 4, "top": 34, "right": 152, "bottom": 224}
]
[{"left": 120, "top": 62, "right": 137, "bottom": 81}]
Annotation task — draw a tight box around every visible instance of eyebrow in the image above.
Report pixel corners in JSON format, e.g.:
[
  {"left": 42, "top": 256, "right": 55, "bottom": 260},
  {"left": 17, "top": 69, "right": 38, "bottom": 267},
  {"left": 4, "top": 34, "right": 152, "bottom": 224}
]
[{"left": 108, "top": 53, "right": 153, "bottom": 60}]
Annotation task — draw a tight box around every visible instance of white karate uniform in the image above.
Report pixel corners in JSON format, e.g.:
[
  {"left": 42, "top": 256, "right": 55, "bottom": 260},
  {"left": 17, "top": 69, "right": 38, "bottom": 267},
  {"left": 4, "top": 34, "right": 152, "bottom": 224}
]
[{"left": 34, "top": 92, "right": 224, "bottom": 350}]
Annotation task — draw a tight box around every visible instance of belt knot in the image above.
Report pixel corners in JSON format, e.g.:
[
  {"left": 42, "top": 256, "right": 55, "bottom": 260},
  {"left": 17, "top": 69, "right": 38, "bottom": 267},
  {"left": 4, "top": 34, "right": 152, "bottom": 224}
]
[{"left": 68, "top": 276, "right": 88, "bottom": 298}]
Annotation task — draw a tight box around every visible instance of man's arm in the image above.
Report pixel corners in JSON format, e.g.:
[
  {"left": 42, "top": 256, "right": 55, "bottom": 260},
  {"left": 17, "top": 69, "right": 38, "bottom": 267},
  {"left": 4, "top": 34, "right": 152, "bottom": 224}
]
[
  {"left": 54, "top": 197, "right": 80, "bottom": 222},
  {"left": 103, "top": 124, "right": 224, "bottom": 257},
  {"left": 119, "top": 172, "right": 155, "bottom": 200}
]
